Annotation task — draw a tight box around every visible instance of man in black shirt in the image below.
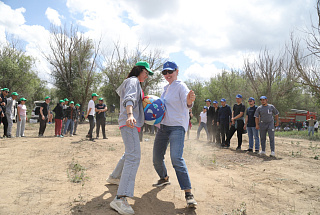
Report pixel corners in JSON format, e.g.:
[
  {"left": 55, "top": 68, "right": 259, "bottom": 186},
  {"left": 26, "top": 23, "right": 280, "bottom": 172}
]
[
  {"left": 95, "top": 98, "right": 108, "bottom": 139},
  {"left": 0, "top": 88, "right": 9, "bottom": 137},
  {"left": 225, "top": 94, "right": 245, "bottom": 150},
  {"left": 39, "top": 96, "right": 51, "bottom": 137},
  {"left": 243, "top": 97, "right": 259, "bottom": 153},
  {"left": 206, "top": 99, "right": 214, "bottom": 142},
  {"left": 212, "top": 100, "right": 221, "bottom": 144},
  {"left": 217, "top": 98, "right": 232, "bottom": 147}
]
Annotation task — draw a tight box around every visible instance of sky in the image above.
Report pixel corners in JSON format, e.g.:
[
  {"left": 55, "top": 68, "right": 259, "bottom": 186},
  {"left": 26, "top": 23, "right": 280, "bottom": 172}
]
[{"left": 0, "top": 0, "right": 318, "bottom": 84}]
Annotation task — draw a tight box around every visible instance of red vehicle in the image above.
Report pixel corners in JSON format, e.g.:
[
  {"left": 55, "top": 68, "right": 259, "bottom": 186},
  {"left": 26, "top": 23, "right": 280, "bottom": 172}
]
[{"left": 279, "top": 109, "right": 317, "bottom": 124}]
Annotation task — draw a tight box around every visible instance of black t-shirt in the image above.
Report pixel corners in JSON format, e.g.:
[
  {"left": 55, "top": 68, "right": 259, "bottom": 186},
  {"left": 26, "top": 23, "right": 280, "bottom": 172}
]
[
  {"left": 233, "top": 103, "right": 245, "bottom": 120},
  {"left": 246, "top": 105, "right": 257, "bottom": 127},
  {"left": 41, "top": 102, "right": 49, "bottom": 117},
  {"left": 95, "top": 103, "right": 107, "bottom": 119}
]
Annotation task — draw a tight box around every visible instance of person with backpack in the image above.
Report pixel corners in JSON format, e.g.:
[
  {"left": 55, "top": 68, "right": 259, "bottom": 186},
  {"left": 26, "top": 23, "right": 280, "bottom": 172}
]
[
  {"left": 243, "top": 97, "right": 259, "bottom": 153},
  {"left": 53, "top": 100, "right": 65, "bottom": 137}
]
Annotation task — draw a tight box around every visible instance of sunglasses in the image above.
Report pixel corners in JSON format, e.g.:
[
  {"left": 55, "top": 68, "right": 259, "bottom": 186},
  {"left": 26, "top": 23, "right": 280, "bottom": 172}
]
[{"left": 162, "top": 70, "right": 176, "bottom": 75}]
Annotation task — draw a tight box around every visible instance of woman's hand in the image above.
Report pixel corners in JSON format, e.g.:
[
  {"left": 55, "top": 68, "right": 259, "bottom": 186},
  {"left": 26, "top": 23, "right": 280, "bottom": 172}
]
[{"left": 126, "top": 114, "right": 136, "bottom": 128}]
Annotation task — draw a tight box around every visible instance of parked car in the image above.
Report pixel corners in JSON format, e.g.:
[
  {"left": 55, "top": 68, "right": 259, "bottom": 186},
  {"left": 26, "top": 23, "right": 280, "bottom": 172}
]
[{"left": 31, "top": 101, "right": 44, "bottom": 122}]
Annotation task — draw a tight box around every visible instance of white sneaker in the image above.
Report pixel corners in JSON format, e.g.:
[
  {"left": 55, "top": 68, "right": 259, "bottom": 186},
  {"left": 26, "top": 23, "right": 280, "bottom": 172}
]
[
  {"left": 259, "top": 151, "right": 266, "bottom": 155},
  {"left": 106, "top": 175, "right": 120, "bottom": 185},
  {"left": 185, "top": 193, "right": 197, "bottom": 208},
  {"left": 270, "top": 151, "right": 275, "bottom": 157},
  {"left": 110, "top": 197, "right": 134, "bottom": 215}
]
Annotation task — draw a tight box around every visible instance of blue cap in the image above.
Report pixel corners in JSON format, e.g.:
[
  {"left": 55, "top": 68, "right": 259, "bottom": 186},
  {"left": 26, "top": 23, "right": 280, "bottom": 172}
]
[
  {"left": 221, "top": 98, "right": 226, "bottom": 102},
  {"left": 212, "top": 100, "right": 218, "bottom": 104},
  {"left": 205, "top": 99, "right": 211, "bottom": 102},
  {"left": 260, "top": 96, "right": 267, "bottom": 100},
  {"left": 248, "top": 97, "right": 255, "bottom": 101},
  {"left": 162, "top": 61, "right": 178, "bottom": 71},
  {"left": 203, "top": 106, "right": 207, "bottom": 109},
  {"left": 236, "top": 94, "right": 242, "bottom": 98}
]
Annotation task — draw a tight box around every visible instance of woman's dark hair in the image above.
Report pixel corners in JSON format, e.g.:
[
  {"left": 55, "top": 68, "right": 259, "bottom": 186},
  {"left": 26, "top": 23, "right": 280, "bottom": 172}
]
[{"left": 127, "top": 66, "right": 145, "bottom": 79}]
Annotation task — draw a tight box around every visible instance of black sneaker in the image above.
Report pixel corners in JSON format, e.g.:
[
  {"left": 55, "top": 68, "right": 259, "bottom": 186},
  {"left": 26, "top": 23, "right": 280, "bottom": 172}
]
[
  {"left": 255, "top": 150, "right": 259, "bottom": 154},
  {"left": 236, "top": 147, "right": 241, "bottom": 151},
  {"left": 152, "top": 177, "right": 171, "bottom": 187},
  {"left": 89, "top": 138, "right": 95, "bottom": 142},
  {"left": 103, "top": 136, "right": 108, "bottom": 139},
  {"left": 185, "top": 193, "right": 197, "bottom": 207},
  {"left": 246, "top": 148, "right": 253, "bottom": 152}
]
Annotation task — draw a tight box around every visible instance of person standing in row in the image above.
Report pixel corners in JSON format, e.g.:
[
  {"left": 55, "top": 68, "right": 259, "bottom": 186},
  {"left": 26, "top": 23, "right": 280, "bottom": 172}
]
[
  {"left": 152, "top": 61, "right": 197, "bottom": 207},
  {"left": 86, "top": 93, "right": 98, "bottom": 141},
  {"left": 307, "top": 116, "right": 316, "bottom": 136},
  {"left": 39, "top": 96, "right": 51, "bottom": 137},
  {"left": 225, "top": 94, "right": 245, "bottom": 150},
  {"left": 73, "top": 104, "right": 81, "bottom": 135},
  {"left": 254, "top": 96, "right": 279, "bottom": 157},
  {"left": 53, "top": 100, "right": 64, "bottom": 137},
  {"left": 244, "top": 97, "right": 259, "bottom": 153},
  {"left": 108, "top": 61, "right": 152, "bottom": 215},
  {"left": 63, "top": 101, "right": 77, "bottom": 137},
  {"left": 16, "top": 97, "right": 27, "bottom": 137},
  {"left": 205, "top": 99, "right": 214, "bottom": 142},
  {"left": 95, "top": 98, "right": 108, "bottom": 139},
  {"left": 0, "top": 88, "right": 9, "bottom": 137},
  {"left": 197, "top": 106, "right": 209, "bottom": 140},
  {"left": 61, "top": 98, "right": 69, "bottom": 134},
  {"left": 6, "top": 92, "right": 18, "bottom": 138},
  {"left": 217, "top": 98, "right": 232, "bottom": 147},
  {"left": 212, "top": 100, "right": 221, "bottom": 144}
]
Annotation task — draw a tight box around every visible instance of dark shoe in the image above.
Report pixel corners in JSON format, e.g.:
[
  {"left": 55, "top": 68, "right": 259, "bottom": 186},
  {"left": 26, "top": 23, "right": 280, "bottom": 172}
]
[
  {"left": 152, "top": 177, "right": 171, "bottom": 187},
  {"left": 103, "top": 136, "right": 108, "bottom": 139},
  {"left": 73, "top": 133, "right": 77, "bottom": 135},
  {"left": 185, "top": 193, "right": 197, "bottom": 207},
  {"left": 236, "top": 147, "right": 241, "bottom": 151},
  {"left": 86, "top": 134, "right": 90, "bottom": 138},
  {"left": 7, "top": 135, "right": 12, "bottom": 138},
  {"left": 246, "top": 148, "right": 253, "bottom": 152},
  {"left": 89, "top": 138, "right": 95, "bottom": 142},
  {"left": 255, "top": 150, "right": 259, "bottom": 154}
]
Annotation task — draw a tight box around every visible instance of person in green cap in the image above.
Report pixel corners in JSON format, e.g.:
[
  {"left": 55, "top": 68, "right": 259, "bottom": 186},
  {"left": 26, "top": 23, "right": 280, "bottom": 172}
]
[
  {"left": 61, "top": 98, "right": 69, "bottom": 134},
  {"left": 6, "top": 92, "right": 18, "bottom": 138},
  {"left": 63, "top": 101, "right": 77, "bottom": 137},
  {"left": 95, "top": 98, "right": 108, "bottom": 139},
  {"left": 108, "top": 61, "right": 153, "bottom": 215},
  {"left": 16, "top": 98, "right": 27, "bottom": 137},
  {"left": 73, "top": 104, "right": 81, "bottom": 135},
  {"left": 39, "top": 96, "right": 51, "bottom": 137},
  {"left": 85, "top": 93, "right": 98, "bottom": 141},
  {"left": 0, "top": 88, "right": 9, "bottom": 137},
  {"left": 53, "top": 100, "right": 65, "bottom": 137}
]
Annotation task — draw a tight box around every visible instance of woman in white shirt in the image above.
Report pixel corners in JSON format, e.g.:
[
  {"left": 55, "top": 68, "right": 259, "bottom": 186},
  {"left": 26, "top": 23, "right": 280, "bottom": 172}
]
[{"left": 16, "top": 98, "right": 27, "bottom": 137}]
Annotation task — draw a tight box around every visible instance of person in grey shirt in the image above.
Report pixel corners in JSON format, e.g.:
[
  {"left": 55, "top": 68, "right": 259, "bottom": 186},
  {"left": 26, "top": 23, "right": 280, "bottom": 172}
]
[
  {"left": 254, "top": 96, "right": 279, "bottom": 157},
  {"left": 6, "top": 92, "right": 18, "bottom": 138}
]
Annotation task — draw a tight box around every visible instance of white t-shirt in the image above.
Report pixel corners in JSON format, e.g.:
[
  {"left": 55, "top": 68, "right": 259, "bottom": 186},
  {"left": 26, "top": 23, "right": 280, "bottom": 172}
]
[
  {"left": 200, "top": 111, "right": 207, "bottom": 123},
  {"left": 87, "top": 100, "right": 95, "bottom": 116}
]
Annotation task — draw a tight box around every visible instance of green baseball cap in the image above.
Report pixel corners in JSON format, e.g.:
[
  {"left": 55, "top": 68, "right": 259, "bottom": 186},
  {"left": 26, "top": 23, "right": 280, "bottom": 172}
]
[
  {"left": 20, "top": 97, "right": 27, "bottom": 101},
  {"left": 59, "top": 100, "right": 64, "bottom": 103},
  {"left": 135, "top": 61, "right": 153, "bottom": 75},
  {"left": 99, "top": 97, "right": 104, "bottom": 101},
  {"left": 11, "top": 92, "right": 18, "bottom": 96},
  {"left": 2, "top": 88, "right": 9, "bottom": 92},
  {"left": 45, "top": 96, "right": 51, "bottom": 100},
  {"left": 70, "top": 101, "right": 74, "bottom": 104},
  {"left": 75, "top": 104, "right": 80, "bottom": 107},
  {"left": 92, "top": 93, "right": 99, "bottom": 97},
  {"left": 64, "top": 98, "right": 69, "bottom": 101}
]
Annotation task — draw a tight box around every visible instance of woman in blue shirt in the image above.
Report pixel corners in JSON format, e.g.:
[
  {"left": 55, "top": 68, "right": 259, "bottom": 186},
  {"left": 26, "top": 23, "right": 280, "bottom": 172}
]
[{"left": 152, "top": 61, "right": 197, "bottom": 207}]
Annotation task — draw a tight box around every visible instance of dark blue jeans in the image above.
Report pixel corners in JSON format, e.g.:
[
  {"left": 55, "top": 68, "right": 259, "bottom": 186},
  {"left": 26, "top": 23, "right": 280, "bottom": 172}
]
[{"left": 153, "top": 125, "right": 191, "bottom": 190}]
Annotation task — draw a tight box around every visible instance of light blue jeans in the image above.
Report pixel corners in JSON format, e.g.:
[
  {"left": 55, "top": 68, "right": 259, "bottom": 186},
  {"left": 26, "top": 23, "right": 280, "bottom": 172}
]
[
  {"left": 110, "top": 126, "right": 141, "bottom": 197},
  {"left": 153, "top": 125, "right": 191, "bottom": 190},
  {"left": 63, "top": 119, "right": 74, "bottom": 135},
  {"left": 308, "top": 126, "right": 314, "bottom": 136},
  {"left": 247, "top": 126, "right": 259, "bottom": 151},
  {"left": 197, "top": 122, "right": 208, "bottom": 140}
]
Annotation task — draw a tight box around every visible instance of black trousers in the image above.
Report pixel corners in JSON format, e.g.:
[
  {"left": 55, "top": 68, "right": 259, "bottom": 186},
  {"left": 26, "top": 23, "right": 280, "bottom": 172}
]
[
  {"left": 212, "top": 123, "right": 221, "bottom": 144},
  {"left": 87, "top": 115, "right": 95, "bottom": 138},
  {"left": 207, "top": 118, "right": 213, "bottom": 142},
  {"left": 39, "top": 117, "right": 47, "bottom": 135},
  {"left": 1, "top": 116, "right": 8, "bottom": 137},
  {"left": 226, "top": 120, "right": 244, "bottom": 148},
  {"left": 220, "top": 121, "right": 230, "bottom": 145},
  {"left": 96, "top": 117, "right": 106, "bottom": 138}
]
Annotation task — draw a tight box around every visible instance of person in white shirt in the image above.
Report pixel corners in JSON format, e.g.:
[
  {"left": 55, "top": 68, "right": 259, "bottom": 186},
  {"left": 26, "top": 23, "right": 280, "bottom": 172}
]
[
  {"left": 152, "top": 61, "right": 197, "bottom": 208},
  {"left": 85, "top": 93, "right": 98, "bottom": 141},
  {"left": 16, "top": 97, "right": 27, "bottom": 137},
  {"left": 197, "top": 106, "right": 209, "bottom": 140}
]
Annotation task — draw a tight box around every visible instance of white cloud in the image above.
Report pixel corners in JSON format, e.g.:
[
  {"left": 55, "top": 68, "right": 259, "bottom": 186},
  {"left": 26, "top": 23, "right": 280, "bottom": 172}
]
[
  {"left": 183, "top": 63, "right": 222, "bottom": 80},
  {"left": 45, "top": 7, "right": 62, "bottom": 26}
]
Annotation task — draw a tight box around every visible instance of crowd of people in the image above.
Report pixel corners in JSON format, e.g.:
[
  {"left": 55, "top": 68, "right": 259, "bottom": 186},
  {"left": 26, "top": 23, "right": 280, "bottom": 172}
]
[{"left": 196, "top": 95, "right": 280, "bottom": 157}]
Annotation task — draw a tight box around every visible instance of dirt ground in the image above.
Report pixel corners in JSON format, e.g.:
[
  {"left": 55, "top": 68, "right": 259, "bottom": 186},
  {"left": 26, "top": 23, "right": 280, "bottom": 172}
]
[{"left": 0, "top": 122, "right": 319, "bottom": 215}]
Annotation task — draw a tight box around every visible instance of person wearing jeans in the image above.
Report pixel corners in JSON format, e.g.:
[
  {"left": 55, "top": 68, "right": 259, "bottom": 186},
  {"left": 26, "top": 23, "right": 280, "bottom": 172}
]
[
  {"left": 244, "top": 97, "right": 260, "bottom": 153},
  {"left": 152, "top": 61, "right": 197, "bottom": 207},
  {"left": 85, "top": 93, "right": 98, "bottom": 141},
  {"left": 307, "top": 116, "right": 315, "bottom": 136},
  {"left": 108, "top": 61, "right": 153, "bottom": 215},
  {"left": 63, "top": 101, "right": 77, "bottom": 137},
  {"left": 197, "top": 106, "right": 209, "bottom": 140},
  {"left": 16, "top": 97, "right": 27, "bottom": 137}
]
